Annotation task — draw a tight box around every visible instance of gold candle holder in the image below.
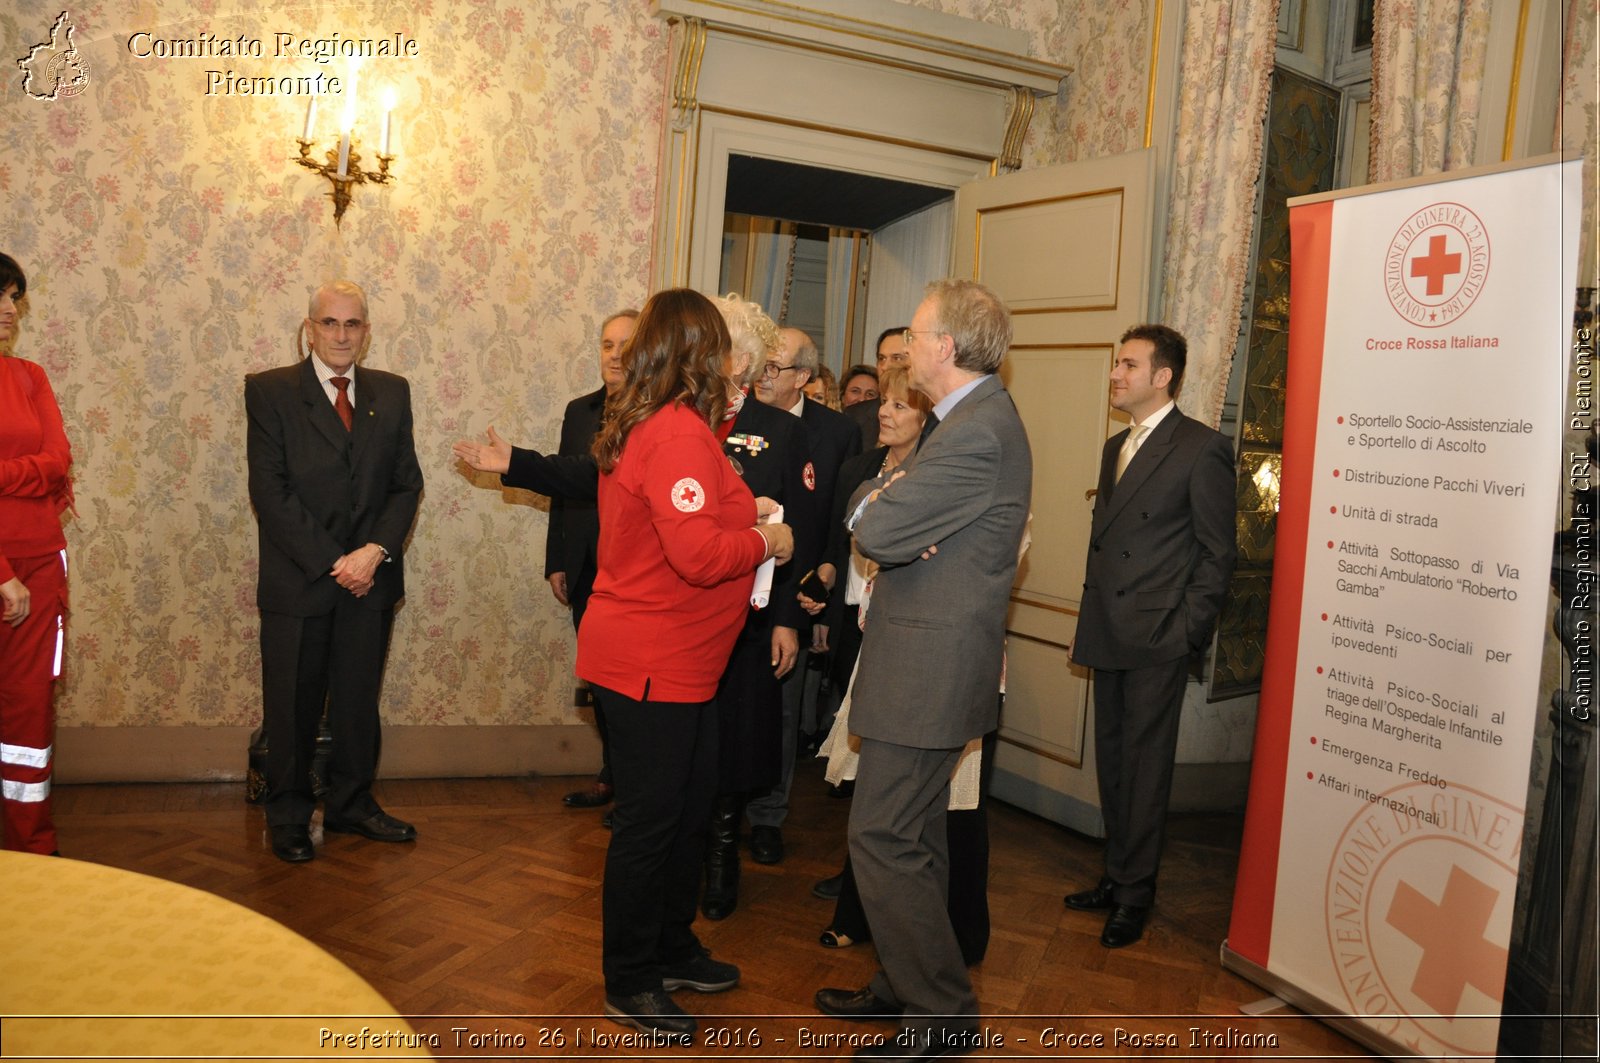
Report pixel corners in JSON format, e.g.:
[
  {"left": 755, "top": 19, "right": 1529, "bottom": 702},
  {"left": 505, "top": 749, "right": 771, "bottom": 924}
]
[{"left": 295, "top": 137, "right": 395, "bottom": 228}]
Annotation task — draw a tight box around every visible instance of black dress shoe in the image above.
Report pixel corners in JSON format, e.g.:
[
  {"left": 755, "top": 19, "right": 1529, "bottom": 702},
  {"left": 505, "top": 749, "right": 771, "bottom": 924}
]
[
  {"left": 324, "top": 811, "right": 416, "bottom": 843},
  {"left": 748, "top": 825, "right": 784, "bottom": 864},
  {"left": 815, "top": 986, "right": 902, "bottom": 1021},
  {"left": 563, "top": 781, "right": 613, "bottom": 808},
  {"left": 1101, "top": 904, "right": 1149, "bottom": 948},
  {"left": 812, "top": 872, "right": 843, "bottom": 899},
  {"left": 269, "top": 824, "right": 313, "bottom": 863},
  {"left": 1063, "top": 881, "right": 1116, "bottom": 910},
  {"left": 604, "top": 989, "right": 696, "bottom": 1037}
]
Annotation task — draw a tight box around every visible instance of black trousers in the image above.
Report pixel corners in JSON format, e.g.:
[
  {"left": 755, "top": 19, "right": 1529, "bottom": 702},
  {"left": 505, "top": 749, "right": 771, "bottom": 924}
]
[
  {"left": 569, "top": 576, "right": 610, "bottom": 788},
  {"left": 596, "top": 684, "right": 718, "bottom": 996},
  {"left": 1092, "top": 658, "right": 1189, "bottom": 907},
  {"left": 259, "top": 600, "right": 393, "bottom": 828}
]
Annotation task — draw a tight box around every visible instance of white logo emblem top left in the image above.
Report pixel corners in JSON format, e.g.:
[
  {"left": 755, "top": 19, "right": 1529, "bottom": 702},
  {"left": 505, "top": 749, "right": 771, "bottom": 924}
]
[
  {"left": 672, "top": 478, "right": 706, "bottom": 513},
  {"left": 18, "top": 11, "right": 91, "bottom": 102}
]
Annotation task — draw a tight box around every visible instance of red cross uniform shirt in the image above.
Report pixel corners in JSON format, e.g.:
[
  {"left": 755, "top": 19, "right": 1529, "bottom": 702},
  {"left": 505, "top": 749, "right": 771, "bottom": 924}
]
[{"left": 577, "top": 401, "right": 768, "bottom": 702}]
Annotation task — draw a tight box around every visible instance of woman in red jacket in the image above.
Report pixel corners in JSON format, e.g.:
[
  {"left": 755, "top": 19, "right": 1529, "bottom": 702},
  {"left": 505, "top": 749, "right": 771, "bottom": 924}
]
[
  {"left": 577, "top": 288, "right": 792, "bottom": 1037},
  {"left": 0, "top": 253, "right": 73, "bottom": 854}
]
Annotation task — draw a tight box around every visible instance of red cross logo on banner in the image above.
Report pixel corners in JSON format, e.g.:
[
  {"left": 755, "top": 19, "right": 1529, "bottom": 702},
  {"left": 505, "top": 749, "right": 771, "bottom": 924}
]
[
  {"left": 1383, "top": 201, "right": 1490, "bottom": 328},
  {"left": 671, "top": 477, "right": 705, "bottom": 512},
  {"left": 1409, "top": 234, "right": 1462, "bottom": 296},
  {"left": 1385, "top": 864, "right": 1508, "bottom": 1015}
]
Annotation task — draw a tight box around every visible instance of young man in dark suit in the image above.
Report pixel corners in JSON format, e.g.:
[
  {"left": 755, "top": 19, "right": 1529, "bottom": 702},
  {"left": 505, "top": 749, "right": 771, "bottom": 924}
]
[
  {"left": 815, "top": 280, "right": 1031, "bottom": 1060},
  {"left": 1066, "top": 324, "right": 1237, "bottom": 947},
  {"left": 246, "top": 281, "right": 424, "bottom": 863},
  {"left": 553, "top": 310, "right": 637, "bottom": 815}
]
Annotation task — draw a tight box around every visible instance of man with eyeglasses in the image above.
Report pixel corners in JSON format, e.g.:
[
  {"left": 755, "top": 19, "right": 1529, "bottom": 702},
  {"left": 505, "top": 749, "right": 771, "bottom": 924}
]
[
  {"left": 245, "top": 280, "right": 424, "bottom": 863},
  {"left": 814, "top": 280, "right": 1030, "bottom": 1059},
  {"left": 745, "top": 327, "right": 860, "bottom": 866}
]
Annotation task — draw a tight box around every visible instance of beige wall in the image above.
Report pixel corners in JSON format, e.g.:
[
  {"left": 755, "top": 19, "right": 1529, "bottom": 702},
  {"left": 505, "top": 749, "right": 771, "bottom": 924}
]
[{"left": 3, "top": 0, "right": 1153, "bottom": 779}]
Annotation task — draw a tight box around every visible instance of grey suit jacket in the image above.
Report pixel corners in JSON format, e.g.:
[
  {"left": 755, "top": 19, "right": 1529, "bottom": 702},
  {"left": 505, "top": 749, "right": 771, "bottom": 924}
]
[
  {"left": 848, "top": 374, "right": 1032, "bottom": 749},
  {"left": 245, "top": 358, "right": 423, "bottom": 617},
  {"left": 1071, "top": 408, "right": 1236, "bottom": 671}
]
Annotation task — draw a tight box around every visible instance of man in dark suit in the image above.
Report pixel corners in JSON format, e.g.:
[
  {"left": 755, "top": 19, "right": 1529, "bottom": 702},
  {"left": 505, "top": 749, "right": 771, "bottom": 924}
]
[
  {"left": 246, "top": 281, "right": 424, "bottom": 864},
  {"left": 844, "top": 328, "right": 909, "bottom": 450},
  {"left": 744, "top": 327, "right": 860, "bottom": 864},
  {"left": 1066, "top": 324, "right": 1237, "bottom": 948},
  {"left": 815, "top": 280, "right": 1031, "bottom": 1060},
  {"left": 553, "top": 310, "right": 636, "bottom": 815}
]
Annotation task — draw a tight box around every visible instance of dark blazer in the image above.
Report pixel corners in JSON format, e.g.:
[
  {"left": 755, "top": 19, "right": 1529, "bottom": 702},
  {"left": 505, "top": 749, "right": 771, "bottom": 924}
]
[
  {"left": 845, "top": 398, "right": 880, "bottom": 450},
  {"left": 723, "top": 397, "right": 814, "bottom": 634},
  {"left": 797, "top": 396, "right": 862, "bottom": 552},
  {"left": 1071, "top": 409, "right": 1236, "bottom": 671},
  {"left": 544, "top": 386, "right": 605, "bottom": 586},
  {"left": 246, "top": 359, "right": 423, "bottom": 616},
  {"left": 849, "top": 375, "right": 1031, "bottom": 748}
]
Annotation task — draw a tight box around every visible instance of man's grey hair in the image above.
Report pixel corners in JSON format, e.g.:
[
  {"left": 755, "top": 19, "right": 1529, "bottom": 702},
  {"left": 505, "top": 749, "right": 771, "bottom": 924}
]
[
  {"left": 601, "top": 308, "right": 639, "bottom": 335},
  {"left": 307, "top": 280, "right": 369, "bottom": 321},
  {"left": 924, "top": 279, "right": 1011, "bottom": 374},
  {"left": 782, "top": 327, "right": 819, "bottom": 377}
]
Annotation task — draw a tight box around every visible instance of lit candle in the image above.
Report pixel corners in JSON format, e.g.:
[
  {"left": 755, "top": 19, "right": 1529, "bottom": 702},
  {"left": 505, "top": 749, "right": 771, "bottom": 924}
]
[
  {"left": 302, "top": 96, "right": 317, "bottom": 141},
  {"left": 380, "top": 88, "right": 396, "bottom": 156},
  {"left": 337, "top": 65, "right": 357, "bottom": 178}
]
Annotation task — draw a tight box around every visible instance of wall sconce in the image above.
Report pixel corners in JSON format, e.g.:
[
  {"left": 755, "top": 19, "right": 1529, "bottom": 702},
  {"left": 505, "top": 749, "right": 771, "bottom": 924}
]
[{"left": 296, "top": 81, "right": 396, "bottom": 227}]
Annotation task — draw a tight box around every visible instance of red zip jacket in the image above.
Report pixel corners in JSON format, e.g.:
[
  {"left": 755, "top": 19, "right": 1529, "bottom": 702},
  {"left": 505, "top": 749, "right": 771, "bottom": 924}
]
[{"left": 577, "top": 402, "right": 767, "bottom": 702}]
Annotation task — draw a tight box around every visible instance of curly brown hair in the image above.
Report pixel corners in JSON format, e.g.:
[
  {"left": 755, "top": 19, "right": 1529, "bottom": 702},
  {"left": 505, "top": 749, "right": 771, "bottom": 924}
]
[{"left": 592, "top": 288, "right": 732, "bottom": 472}]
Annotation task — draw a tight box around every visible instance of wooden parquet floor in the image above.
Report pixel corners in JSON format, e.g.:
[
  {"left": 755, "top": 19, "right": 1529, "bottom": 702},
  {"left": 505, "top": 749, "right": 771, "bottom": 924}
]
[{"left": 49, "top": 764, "right": 1372, "bottom": 1060}]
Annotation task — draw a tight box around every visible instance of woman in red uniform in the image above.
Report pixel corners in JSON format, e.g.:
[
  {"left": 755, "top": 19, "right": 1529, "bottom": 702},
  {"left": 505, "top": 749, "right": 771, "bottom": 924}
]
[
  {"left": 0, "top": 253, "right": 72, "bottom": 854},
  {"left": 577, "top": 288, "right": 793, "bottom": 1036}
]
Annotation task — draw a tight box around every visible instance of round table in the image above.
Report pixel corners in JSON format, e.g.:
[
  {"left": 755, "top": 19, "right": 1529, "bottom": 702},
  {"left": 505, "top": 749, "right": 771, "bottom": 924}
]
[{"left": 0, "top": 851, "right": 429, "bottom": 1059}]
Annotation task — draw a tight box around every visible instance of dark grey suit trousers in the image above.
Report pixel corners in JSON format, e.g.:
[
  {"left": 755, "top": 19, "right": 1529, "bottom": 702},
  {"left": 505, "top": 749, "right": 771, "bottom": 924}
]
[{"left": 849, "top": 737, "right": 977, "bottom": 1036}]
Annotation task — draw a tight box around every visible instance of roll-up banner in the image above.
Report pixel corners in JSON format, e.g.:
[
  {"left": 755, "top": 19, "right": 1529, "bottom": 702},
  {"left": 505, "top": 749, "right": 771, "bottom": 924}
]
[{"left": 1223, "top": 155, "right": 1582, "bottom": 1059}]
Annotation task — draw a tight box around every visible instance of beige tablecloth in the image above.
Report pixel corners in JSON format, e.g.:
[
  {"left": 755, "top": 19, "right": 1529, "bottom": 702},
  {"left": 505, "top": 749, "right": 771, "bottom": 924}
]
[{"left": 0, "top": 851, "right": 428, "bottom": 1060}]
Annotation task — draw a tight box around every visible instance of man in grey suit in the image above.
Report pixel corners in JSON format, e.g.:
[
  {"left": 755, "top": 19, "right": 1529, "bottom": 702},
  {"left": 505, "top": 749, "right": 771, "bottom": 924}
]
[
  {"left": 1066, "top": 324, "right": 1236, "bottom": 948},
  {"left": 814, "top": 280, "right": 1031, "bottom": 1060}
]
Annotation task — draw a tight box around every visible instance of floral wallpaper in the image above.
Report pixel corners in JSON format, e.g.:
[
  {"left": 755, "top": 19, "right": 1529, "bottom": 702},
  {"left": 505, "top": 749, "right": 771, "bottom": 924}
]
[
  {"left": 2, "top": 0, "right": 668, "bottom": 730},
  {"left": 1, "top": 0, "right": 1152, "bottom": 744}
]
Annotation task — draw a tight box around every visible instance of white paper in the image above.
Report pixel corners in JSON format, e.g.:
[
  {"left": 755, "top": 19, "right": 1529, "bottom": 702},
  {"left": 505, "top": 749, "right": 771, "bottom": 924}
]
[{"left": 750, "top": 504, "right": 781, "bottom": 608}]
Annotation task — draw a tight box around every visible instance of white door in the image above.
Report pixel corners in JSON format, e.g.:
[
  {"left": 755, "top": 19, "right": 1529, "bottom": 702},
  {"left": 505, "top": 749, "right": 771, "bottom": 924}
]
[{"left": 951, "top": 149, "right": 1156, "bottom": 835}]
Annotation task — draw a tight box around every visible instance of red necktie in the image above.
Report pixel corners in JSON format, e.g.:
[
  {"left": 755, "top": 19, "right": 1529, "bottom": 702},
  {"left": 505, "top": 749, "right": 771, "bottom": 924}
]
[{"left": 331, "top": 376, "right": 353, "bottom": 431}]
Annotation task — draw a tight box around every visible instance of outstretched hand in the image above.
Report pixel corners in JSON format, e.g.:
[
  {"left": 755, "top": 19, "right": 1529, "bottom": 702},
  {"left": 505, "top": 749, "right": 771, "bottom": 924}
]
[{"left": 452, "top": 426, "right": 513, "bottom": 474}]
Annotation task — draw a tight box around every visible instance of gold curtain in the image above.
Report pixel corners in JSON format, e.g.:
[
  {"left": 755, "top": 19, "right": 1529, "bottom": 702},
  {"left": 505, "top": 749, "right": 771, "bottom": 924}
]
[
  {"left": 1159, "top": 0, "right": 1283, "bottom": 427},
  {"left": 1369, "top": 0, "right": 1494, "bottom": 181}
]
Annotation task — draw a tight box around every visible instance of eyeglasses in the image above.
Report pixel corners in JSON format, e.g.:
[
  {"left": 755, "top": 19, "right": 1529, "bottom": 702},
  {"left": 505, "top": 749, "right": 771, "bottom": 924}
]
[
  {"left": 758, "top": 362, "right": 801, "bottom": 380},
  {"left": 902, "top": 328, "right": 945, "bottom": 346},
  {"left": 313, "top": 317, "right": 367, "bottom": 332}
]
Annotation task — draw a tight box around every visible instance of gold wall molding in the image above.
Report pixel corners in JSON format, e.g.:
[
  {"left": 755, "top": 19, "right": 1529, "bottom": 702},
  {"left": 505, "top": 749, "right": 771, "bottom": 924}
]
[{"left": 670, "top": 15, "right": 708, "bottom": 131}]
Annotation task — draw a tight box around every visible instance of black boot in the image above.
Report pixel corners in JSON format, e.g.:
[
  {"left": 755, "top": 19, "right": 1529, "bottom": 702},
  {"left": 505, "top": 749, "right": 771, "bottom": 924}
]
[{"left": 701, "top": 794, "right": 742, "bottom": 921}]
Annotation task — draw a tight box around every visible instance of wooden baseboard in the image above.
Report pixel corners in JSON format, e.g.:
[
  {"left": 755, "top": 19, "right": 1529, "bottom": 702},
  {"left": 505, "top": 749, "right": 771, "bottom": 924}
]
[{"left": 54, "top": 725, "right": 603, "bottom": 784}]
